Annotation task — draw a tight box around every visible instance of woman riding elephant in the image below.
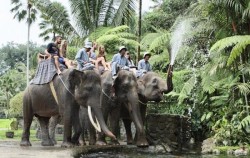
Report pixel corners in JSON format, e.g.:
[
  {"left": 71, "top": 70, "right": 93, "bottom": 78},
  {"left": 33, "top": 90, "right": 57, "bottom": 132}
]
[{"left": 20, "top": 69, "right": 116, "bottom": 147}]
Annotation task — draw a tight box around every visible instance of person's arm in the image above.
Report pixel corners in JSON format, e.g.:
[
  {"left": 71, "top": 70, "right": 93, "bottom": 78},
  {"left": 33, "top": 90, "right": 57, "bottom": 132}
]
[
  {"left": 44, "top": 43, "right": 52, "bottom": 56},
  {"left": 148, "top": 63, "right": 152, "bottom": 71},
  {"left": 59, "top": 45, "right": 64, "bottom": 57},
  {"left": 111, "top": 54, "right": 118, "bottom": 63},
  {"left": 75, "top": 50, "right": 84, "bottom": 65},
  {"left": 138, "top": 60, "right": 142, "bottom": 70}
]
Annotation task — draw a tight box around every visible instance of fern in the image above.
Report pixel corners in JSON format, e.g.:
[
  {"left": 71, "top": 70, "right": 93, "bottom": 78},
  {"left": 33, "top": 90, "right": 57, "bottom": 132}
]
[
  {"left": 178, "top": 75, "right": 196, "bottom": 104},
  {"left": 149, "top": 32, "right": 170, "bottom": 52},
  {"left": 233, "top": 82, "right": 250, "bottom": 96},
  {"left": 141, "top": 33, "right": 162, "bottom": 50},
  {"left": 239, "top": 115, "right": 250, "bottom": 130},
  {"left": 227, "top": 39, "right": 250, "bottom": 66},
  {"left": 104, "top": 25, "right": 129, "bottom": 35},
  {"left": 210, "top": 35, "right": 250, "bottom": 66}
]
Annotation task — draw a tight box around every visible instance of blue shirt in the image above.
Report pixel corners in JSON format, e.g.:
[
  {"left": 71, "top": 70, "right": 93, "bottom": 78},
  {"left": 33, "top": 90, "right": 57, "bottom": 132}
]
[
  {"left": 138, "top": 59, "right": 152, "bottom": 72},
  {"left": 111, "top": 53, "right": 130, "bottom": 67},
  {"left": 75, "top": 49, "right": 96, "bottom": 64}
]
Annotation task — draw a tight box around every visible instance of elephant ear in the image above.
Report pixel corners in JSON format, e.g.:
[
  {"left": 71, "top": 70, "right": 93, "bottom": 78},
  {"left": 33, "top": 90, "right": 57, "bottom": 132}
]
[
  {"left": 69, "top": 69, "right": 84, "bottom": 88},
  {"left": 137, "top": 79, "right": 145, "bottom": 95}
]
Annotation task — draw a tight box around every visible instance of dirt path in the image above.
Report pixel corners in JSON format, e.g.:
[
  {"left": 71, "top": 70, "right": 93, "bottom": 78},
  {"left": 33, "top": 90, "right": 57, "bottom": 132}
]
[{"left": 0, "top": 140, "right": 73, "bottom": 158}]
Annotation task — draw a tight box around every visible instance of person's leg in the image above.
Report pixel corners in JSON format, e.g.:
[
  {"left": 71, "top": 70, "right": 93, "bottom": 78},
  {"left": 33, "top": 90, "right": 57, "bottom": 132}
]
[
  {"left": 95, "top": 58, "right": 102, "bottom": 70},
  {"left": 53, "top": 56, "right": 61, "bottom": 74},
  {"left": 129, "top": 68, "right": 137, "bottom": 76},
  {"left": 64, "top": 58, "right": 73, "bottom": 68},
  {"left": 111, "top": 62, "right": 118, "bottom": 76},
  {"left": 106, "top": 62, "right": 111, "bottom": 70},
  {"left": 100, "top": 57, "right": 109, "bottom": 70}
]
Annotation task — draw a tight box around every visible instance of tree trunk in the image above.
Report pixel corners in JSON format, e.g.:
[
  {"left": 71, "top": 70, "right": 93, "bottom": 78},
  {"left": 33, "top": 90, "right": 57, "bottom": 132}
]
[
  {"left": 137, "top": 0, "right": 142, "bottom": 64},
  {"left": 26, "top": 3, "right": 31, "bottom": 87}
]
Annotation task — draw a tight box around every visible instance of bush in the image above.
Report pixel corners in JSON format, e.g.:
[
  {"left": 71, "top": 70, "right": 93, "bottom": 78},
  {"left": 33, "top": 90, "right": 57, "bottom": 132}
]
[{"left": 9, "top": 91, "right": 24, "bottom": 118}]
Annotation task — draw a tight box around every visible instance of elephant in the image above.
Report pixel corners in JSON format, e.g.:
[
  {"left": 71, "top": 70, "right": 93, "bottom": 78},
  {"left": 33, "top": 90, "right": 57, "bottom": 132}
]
[
  {"left": 95, "top": 70, "right": 148, "bottom": 147},
  {"left": 122, "top": 65, "right": 173, "bottom": 145},
  {"left": 20, "top": 69, "right": 116, "bottom": 147}
]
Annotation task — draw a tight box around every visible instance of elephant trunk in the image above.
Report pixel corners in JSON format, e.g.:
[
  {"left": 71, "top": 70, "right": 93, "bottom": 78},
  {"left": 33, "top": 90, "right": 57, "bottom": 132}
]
[
  {"left": 91, "top": 106, "right": 117, "bottom": 140},
  {"left": 165, "top": 64, "right": 173, "bottom": 93},
  {"left": 127, "top": 92, "right": 144, "bottom": 134}
]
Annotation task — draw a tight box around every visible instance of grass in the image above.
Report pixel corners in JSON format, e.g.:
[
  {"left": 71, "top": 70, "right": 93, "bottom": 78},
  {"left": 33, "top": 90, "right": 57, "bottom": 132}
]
[
  {"left": 0, "top": 119, "right": 63, "bottom": 141},
  {"left": 0, "top": 129, "right": 38, "bottom": 141},
  {"left": 0, "top": 119, "right": 13, "bottom": 129}
]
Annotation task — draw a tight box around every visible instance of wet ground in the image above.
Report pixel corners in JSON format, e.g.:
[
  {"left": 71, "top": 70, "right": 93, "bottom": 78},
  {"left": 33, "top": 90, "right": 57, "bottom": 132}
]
[{"left": 0, "top": 140, "right": 72, "bottom": 158}]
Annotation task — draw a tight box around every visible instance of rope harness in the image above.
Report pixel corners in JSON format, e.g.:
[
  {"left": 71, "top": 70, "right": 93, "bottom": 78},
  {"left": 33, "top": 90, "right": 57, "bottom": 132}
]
[
  {"left": 49, "top": 74, "right": 74, "bottom": 105},
  {"left": 102, "top": 89, "right": 114, "bottom": 101}
]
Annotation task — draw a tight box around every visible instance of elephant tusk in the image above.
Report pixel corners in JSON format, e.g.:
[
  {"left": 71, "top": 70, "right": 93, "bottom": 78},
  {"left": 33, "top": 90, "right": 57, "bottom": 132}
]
[{"left": 88, "top": 106, "right": 101, "bottom": 132}]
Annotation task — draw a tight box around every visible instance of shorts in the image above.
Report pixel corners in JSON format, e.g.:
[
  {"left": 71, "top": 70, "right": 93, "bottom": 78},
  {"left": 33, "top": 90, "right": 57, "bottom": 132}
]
[{"left": 58, "top": 57, "right": 65, "bottom": 64}]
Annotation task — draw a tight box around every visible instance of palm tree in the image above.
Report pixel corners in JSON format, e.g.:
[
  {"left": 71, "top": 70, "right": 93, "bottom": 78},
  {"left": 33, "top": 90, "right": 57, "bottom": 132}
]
[
  {"left": 10, "top": 0, "right": 38, "bottom": 86},
  {"left": 137, "top": 0, "right": 142, "bottom": 63},
  {"left": 39, "top": 2, "right": 70, "bottom": 41},
  {"left": 68, "top": 0, "right": 136, "bottom": 38}
]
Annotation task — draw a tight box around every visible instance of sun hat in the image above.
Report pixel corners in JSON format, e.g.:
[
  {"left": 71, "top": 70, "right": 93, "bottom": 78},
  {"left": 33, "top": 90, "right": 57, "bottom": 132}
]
[
  {"left": 119, "top": 46, "right": 127, "bottom": 52},
  {"left": 84, "top": 41, "right": 92, "bottom": 49},
  {"left": 143, "top": 52, "right": 151, "bottom": 58}
]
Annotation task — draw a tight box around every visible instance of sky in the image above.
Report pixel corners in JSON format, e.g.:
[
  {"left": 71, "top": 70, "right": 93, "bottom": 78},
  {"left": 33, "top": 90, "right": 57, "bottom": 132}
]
[{"left": 0, "top": 0, "right": 155, "bottom": 46}]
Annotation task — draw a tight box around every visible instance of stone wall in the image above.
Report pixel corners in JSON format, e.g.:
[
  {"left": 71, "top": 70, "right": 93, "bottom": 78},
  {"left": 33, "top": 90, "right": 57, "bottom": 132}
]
[{"left": 146, "top": 114, "right": 191, "bottom": 151}]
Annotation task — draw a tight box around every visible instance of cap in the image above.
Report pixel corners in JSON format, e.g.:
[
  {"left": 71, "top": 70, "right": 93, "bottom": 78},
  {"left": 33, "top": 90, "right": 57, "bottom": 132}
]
[
  {"left": 143, "top": 52, "right": 151, "bottom": 58},
  {"left": 119, "top": 46, "right": 127, "bottom": 52},
  {"left": 84, "top": 41, "right": 92, "bottom": 49}
]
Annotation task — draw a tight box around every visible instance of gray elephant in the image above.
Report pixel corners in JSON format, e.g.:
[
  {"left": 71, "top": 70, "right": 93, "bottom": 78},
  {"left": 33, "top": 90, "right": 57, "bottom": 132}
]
[
  {"left": 122, "top": 66, "right": 173, "bottom": 144},
  {"left": 95, "top": 70, "right": 148, "bottom": 147},
  {"left": 20, "top": 69, "right": 116, "bottom": 147}
]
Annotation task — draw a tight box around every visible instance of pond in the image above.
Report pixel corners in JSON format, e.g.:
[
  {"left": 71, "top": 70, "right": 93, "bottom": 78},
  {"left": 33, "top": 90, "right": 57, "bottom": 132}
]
[
  {"left": 78, "top": 151, "right": 248, "bottom": 158},
  {"left": 74, "top": 145, "right": 248, "bottom": 158}
]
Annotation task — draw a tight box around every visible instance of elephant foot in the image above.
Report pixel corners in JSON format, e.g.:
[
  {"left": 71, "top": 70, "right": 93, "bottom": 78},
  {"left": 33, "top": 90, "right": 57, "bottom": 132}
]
[
  {"left": 61, "top": 141, "right": 74, "bottom": 148},
  {"left": 20, "top": 140, "right": 32, "bottom": 147},
  {"left": 136, "top": 137, "right": 149, "bottom": 147},
  {"left": 51, "top": 139, "right": 57, "bottom": 145},
  {"left": 96, "top": 140, "right": 107, "bottom": 146},
  {"left": 127, "top": 139, "right": 133, "bottom": 145},
  {"left": 41, "top": 140, "right": 54, "bottom": 146},
  {"left": 108, "top": 139, "right": 120, "bottom": 145},
  {"left": 79, "top": 140, "right": 86, "bottom": 146},
  {"left": 89, "top": 140, "right": 96, "bottom": 145}
]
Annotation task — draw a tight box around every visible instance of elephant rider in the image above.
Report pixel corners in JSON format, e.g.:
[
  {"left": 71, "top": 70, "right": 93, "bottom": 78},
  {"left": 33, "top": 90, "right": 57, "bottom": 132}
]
[
  {"left": 111, "top": 46, "right": 130, "bottom": 79},
  {"left": 136, "top": 52, "right": 152, "bottom": 78},
  {"left": 44, "top": 36, "right": 73, "bottom": 74},
  {"left": 75, "top": 41, "right": 97, "bottom": 71}
]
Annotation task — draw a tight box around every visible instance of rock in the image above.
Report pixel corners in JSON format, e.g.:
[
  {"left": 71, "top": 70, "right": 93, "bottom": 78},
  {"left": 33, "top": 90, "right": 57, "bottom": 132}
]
[
  {"left": 234, "top": 148, "right": 248, "bottom": 156},
  {"left": 201, "top": 137, "right": 216, "bottom": 154},
  {"left": 227, "top": 149, "right": 234, "bottom": 155},
  {"left": 212, "top": 149, "right": 220, "bottom": 155},
  {"left": 154, "top": 145, "right": 166, "bottom": 153}
]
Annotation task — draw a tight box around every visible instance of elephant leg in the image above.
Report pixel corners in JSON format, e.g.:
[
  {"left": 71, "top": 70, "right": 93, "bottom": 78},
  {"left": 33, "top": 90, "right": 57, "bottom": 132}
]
[
  {"left": 88, "top": 121, "right": 96, "bottom": 145},
  {"left": 96, "top": 100, "right": 111, "bottom": 146},
  {"left": 20, "top": 111, "right": 33, "bottom": 146},
  {"left": 49, "top": 115, "right": 61, "bottom": 145},
  {"left": 38, "top": 116, "right": 54, "bottom": 146},
  {"left": 108, "top": 105, "right": 121, "bottom": 145},
  {"left": 123, "top": 119, "right": 133, "bottom": 145},
  {"left": 140, "top": 104, "right": 147, "bottom": 125},
  {"left": 61, "top": 107, "right": 73, "bottom": 148},
  {"left": 71, "top": 105, "right": 81, "bottom": 146}
]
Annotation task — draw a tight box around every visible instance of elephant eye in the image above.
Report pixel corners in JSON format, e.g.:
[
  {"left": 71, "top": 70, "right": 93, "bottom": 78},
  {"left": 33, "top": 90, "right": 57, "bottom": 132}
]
[{"left": 152, "top": 78, "right": 158, "bottom": 84}]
